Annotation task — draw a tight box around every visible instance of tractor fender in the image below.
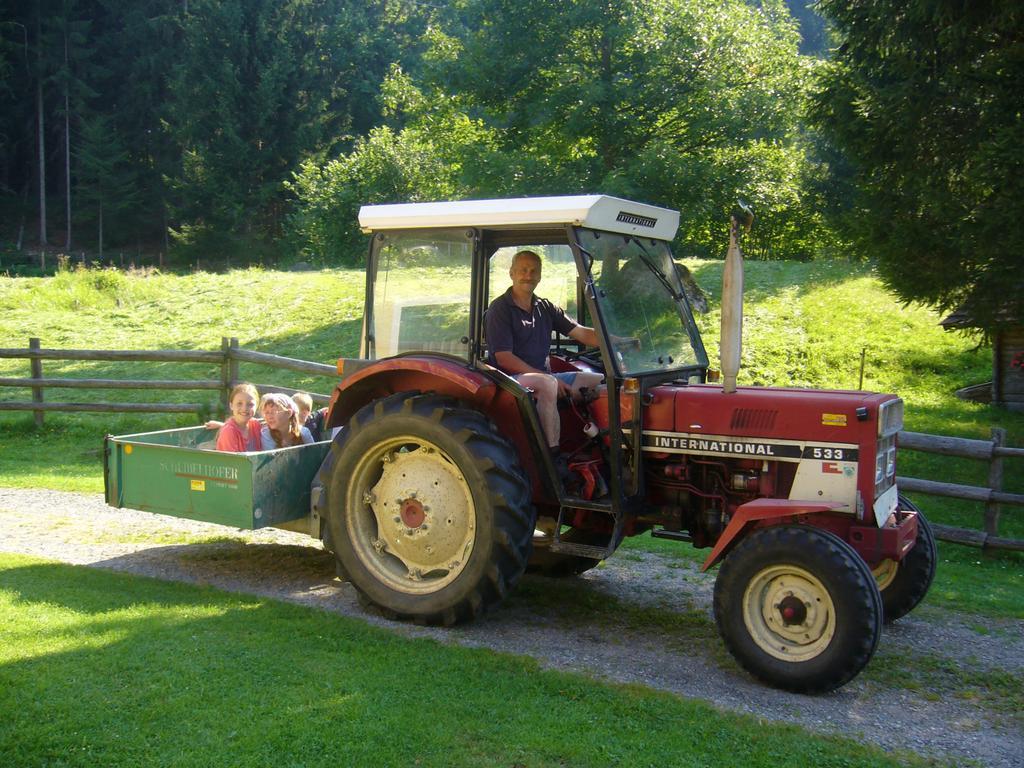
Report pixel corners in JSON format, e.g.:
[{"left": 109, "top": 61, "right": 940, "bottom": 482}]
[
  {"left": 700, "top": 499, "right": 843, "bottom": 572},
  {"left": 326, "top": 356, "right": 497, "bottom": 429}
]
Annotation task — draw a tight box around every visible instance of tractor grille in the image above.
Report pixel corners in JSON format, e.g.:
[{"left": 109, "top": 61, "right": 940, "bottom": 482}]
[{"left": 730, "top": 408, "right": 778, "bottom": 431}]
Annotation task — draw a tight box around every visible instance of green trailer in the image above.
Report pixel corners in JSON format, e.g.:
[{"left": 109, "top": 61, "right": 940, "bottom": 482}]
[{"left": 104, "top": 426, "right": 331, "bottom": 536}]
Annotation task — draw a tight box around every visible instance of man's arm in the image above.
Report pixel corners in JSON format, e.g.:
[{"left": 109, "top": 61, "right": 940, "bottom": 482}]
[{"left": 568, "top": 325, "right": 599, "bottom": 348}]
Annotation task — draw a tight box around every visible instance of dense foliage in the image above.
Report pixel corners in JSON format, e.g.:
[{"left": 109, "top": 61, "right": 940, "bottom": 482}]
[
  {"left": 288, "top": 0, "right": 832, "bottom": 262},
  {"left": 4, "top": 0, "right": 1019, "bottom": 326},
  {"left": 0, "top": 0, "right": 425, "bottom": 260},
  {"left": 811, "top": 0, "right": 1024, "bottom": 331},
  {"left": 2, "top": 0, "right": 835, "bottom": 266}
]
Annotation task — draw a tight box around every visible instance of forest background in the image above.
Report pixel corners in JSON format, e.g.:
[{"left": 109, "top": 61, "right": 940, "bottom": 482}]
[{"left": 1, "top": 0, "right": 1021, "bottom": 330}]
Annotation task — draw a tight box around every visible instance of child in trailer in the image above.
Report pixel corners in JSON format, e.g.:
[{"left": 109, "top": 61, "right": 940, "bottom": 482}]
[
  {"left": 292, "top": 391, "right": 328, "bottom": 442},
  {"left": 260, "top": 392, "right": 314, "bottom": 449},
  {"left": 214, "top": 383, "right": 263, "bottom": 452}
]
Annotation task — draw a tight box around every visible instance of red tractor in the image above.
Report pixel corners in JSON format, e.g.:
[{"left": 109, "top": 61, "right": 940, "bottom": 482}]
[{"left": 316, "top": 195, "right": 935, "bottom": 693}]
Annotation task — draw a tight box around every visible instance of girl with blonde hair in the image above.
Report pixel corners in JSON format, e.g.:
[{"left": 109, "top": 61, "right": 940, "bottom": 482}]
[{"left": 259, "top": 392, "right": 314, "bottom": 448}]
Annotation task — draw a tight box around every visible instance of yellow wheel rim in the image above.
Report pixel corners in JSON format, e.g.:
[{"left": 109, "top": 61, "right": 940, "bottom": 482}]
[
  {"left": 347, "top": 436, "right": 476, "bottom": 595},
  {"left": 872, "top": 558, "right": 899, "bottom": 591},
  {"left": 742, "top": 564, "right": 836, "bottom": 662}
]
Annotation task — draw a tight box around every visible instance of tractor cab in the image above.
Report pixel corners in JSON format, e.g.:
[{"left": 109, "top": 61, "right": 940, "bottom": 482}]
[
  {"left": 357, "top": 195, "right": 707, "bottom": 378},
  {"left": 339, "top": 196, "right": 709, "bottom": 561}
]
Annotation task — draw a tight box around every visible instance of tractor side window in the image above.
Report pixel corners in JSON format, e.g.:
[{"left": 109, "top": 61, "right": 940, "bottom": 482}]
[{"left": 371, "top": 231, "right": 473, "bottom": 359}]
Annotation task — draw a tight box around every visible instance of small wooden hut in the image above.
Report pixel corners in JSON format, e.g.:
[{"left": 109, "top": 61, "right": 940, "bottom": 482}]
[{"left": 941, "top": 307, "right": 1024, "bottom": 411}]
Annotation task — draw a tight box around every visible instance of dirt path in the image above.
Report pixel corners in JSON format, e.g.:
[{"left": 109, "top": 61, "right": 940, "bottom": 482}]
[{"left": 1, "top": 487, "right": 1022, "bottom": 767}]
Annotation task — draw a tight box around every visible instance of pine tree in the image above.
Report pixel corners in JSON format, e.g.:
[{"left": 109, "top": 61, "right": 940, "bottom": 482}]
[
  {"left": 812, "top": 0, "right": 1024, "bottom": 331},
  {"left": 45, "top": 0, "right": 97, "bottom": 250},
  {"left": 75, "top": 111, "right": 139, "bottom": 257}
]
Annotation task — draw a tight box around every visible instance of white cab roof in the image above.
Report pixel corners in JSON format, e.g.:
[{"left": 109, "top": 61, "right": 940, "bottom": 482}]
[{"left": 358, "top": 195, "right": 680, "bottom": 240}]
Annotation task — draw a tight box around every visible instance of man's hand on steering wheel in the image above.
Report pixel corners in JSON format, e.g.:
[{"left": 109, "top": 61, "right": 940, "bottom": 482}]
[{"left": 611, "top": 334, "right": 641, "bottom": 351}]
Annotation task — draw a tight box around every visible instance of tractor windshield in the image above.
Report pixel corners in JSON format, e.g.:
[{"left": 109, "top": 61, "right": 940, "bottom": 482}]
[{"left": 575, "top": 228, "right": 707, "bottom": 376}]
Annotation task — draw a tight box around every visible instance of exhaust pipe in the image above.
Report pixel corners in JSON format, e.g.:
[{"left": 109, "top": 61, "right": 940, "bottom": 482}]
[{"left": 720, "top": 203, "right": 753, "bottom": 394}]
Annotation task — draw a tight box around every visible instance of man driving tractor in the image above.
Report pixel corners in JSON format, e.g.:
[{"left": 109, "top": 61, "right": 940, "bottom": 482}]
[{"left": 484, "top": 249, "right": 603, "bottom": 480}]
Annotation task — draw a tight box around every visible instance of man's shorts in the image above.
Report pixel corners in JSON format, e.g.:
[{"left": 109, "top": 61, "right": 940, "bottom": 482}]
[{"left": 513, "top": 371, "right": 579, "bottom": 386}]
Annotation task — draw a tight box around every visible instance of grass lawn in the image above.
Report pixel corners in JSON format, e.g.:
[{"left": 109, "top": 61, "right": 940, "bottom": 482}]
[
  {"left": 1, "top": 261, "right": 1022, "bottom": 621},
  {"left": 0, "top": 552, "right": 933, "bottom": 768}
]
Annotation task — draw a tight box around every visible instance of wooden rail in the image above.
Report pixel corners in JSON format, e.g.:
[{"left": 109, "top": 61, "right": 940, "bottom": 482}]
[
  {"left": 897, "top": 429, "right": 1023, "bottom": 552},
  {"left": 0, "top": 337, "right": 335, "bottom": 424},
  {"left": 3, "top": 338, "right": 1020, "bottom": 552}
]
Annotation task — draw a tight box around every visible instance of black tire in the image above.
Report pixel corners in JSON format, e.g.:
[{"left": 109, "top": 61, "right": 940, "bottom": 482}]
[
  {"left": 873, "top": 496, "right": 937, "bottom": 623},
  {"left": 326, "top": 392, "right": 534, "bottom": 625},
  {"left": 713, "top": 525, "right": 882, "bottom": 694},
  {"left": 527, "top": 528, "right": 603, "bottom": 577}
]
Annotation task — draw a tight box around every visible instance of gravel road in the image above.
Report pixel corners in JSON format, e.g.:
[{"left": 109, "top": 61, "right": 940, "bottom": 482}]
[{"left": 1, "top": 487, "right": 1021, "bottom": 767}]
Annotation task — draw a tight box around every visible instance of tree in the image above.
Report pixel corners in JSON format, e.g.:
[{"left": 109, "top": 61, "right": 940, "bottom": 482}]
[
  {"left": 0, "top": 12, "right": 32, "bottom": 247},
  {"left": 289, "top": 0, "right": 829, "bottom": 262},
  {"left": 75, "top": 111, "right": 139, "bottom": 256},
  {"left": 811, "top": 0, "right": 1024, "bottom": 331},
  {"left": 164, "top": 0, "right": 394, "bottom": 256},
  {"left": 287, "top": 65, "right": 498, "bottom": 263},
  {"left": 45, "top": 0, "right": 97, "bottom": 250},
  {"left": 426, "top": 0, "right": 817, "bottom": 258},
  {"left": 33, "top": 3, "right": 47, "bottom": 252}
]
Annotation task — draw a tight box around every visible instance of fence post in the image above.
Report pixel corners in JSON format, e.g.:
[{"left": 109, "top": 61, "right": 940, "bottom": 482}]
[
  {"left": 230, "top": 337, "right": 239, "bottom": 397},
  {"left": 220, "top": 337, "right": 232, "bottom": 414},
  {"left": 29, "top": 337, "right": 44, "bottom": 427},
  {"left": 984, "top": 427, "right": 1006, "bottom": 549}
]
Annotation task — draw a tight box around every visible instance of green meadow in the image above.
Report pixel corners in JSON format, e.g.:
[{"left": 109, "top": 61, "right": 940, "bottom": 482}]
[
  {"left": 0, "top": 260, "right": 1021, "bottom": 621},
  {"left": 0, "top": 552, "right": 940, "bottom": 768},
  {"left": 1, "top": 261, "right": 1021, "bottom": 766}
]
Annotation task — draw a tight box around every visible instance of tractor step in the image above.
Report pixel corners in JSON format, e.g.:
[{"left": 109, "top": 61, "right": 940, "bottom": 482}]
[
  {"left": 560, "top": 497, "right": 614, "bottom": 513},
  {"left": 548, "top": 540, "right": 611, "bottom": 560},
  {"left": 651, "top": 528, "right": 693, "bottom": 542},
  {"left": 551, "top": 498, "right": 620, "bottom": 560}
]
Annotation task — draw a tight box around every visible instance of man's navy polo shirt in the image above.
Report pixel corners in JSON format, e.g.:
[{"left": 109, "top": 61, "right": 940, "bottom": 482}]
[{"left": 485, "top": 287, "right": 577, "bottom": 371}]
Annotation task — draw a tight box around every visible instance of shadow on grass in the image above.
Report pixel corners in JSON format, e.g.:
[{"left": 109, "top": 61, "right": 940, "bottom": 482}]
[{"left": 0, "top": 557, "right": 920, "bottom": 768}]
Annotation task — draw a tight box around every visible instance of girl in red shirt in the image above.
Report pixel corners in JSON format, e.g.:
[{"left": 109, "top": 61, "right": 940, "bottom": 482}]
[{"left": 215, "top": 383, "right": 263, "bottom": 452}]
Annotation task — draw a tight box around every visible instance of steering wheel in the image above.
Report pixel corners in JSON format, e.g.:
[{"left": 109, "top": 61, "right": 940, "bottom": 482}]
[{"left": 560, "top": 347, "right": 592, "bottom": 362}]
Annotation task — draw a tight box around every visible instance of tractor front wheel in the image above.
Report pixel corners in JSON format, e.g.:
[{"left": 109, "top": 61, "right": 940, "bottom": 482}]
[
  {"left": 327, "top": 392, "right": 534, "bottom": 625},
  {"left": 713, "top": 525, "right": 882, "bottom": 694}
]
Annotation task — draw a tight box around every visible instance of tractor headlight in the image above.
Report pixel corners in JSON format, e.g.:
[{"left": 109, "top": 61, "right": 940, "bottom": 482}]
[
  {"left": 878, "top": 398, "right": 904, "bottom": 438},
  {"left": 875, "top": 434, "right": 897, "bottom": 493}
]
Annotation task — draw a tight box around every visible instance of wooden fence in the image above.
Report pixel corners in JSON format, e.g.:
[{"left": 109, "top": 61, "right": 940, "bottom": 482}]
[
  {"left": 2, "top": 337, "right": 1021, "bottom": 551},
  {"left": 897, "top": 429, "right": 1024, "bottom": 552},
  {"left": 0, "top": 337, "right": 337, "bottom": 426}
]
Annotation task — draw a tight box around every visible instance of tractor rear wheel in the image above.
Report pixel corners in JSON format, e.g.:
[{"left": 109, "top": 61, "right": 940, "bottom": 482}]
[
  {"left": 872, "top": 495, "right": 937, "bottom": 623},
  {"left": 713, "top": 525, "right": 882, "bottom": 694},
  {"left": 327, "top": 392, "right": 534, "bottom": 625}
]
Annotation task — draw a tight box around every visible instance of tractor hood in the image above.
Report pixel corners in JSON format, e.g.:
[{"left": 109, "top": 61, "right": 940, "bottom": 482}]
[{"left": 650, "top": 384, "right": 901, "bottom": 448}]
